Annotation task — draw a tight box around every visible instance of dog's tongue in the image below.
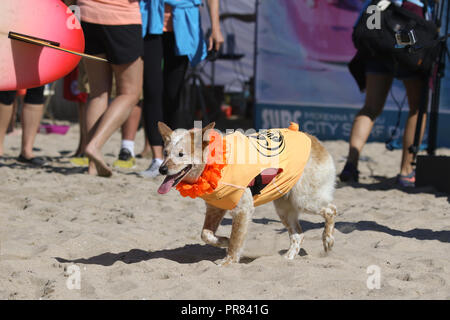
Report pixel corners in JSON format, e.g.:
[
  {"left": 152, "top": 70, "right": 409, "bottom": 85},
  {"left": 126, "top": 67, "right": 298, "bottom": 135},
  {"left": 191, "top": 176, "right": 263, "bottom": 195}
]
[{"left": 158, "top": 175, "right": 176, "bottom": 194}]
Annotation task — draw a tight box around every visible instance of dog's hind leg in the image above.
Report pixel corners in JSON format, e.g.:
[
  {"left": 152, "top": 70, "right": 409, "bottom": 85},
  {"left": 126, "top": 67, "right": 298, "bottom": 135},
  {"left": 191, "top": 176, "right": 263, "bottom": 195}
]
[
  {"left": 321, "top": 204, "right": 337, "bottom": 252},
  {"left": 219, "top": 189, "right": 254, "bottom": 266},
  {"left": 274, "top": 198, "right": 304, "bottom": 260},
  {"left": 201, "top": 204, "right": 229, "bottom": 248}
]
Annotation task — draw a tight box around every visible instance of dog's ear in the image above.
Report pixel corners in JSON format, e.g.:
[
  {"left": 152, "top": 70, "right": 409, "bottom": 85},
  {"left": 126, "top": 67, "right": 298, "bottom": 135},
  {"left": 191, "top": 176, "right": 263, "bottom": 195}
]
[
  {"left": 158, "top": 122, "right": 173, "bottom": 144},
  {"left": 202, "top": 122, "right": 215, "bottom": 136},
  {"left": 202, "top": 122, "right": 217, "bottom": 150}
]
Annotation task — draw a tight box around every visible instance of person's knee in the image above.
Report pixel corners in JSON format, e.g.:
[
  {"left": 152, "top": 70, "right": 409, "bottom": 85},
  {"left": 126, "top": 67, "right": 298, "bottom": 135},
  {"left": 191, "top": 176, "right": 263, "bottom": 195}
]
[
  {"left": 359, "top": 104, "right": 383, "bottom": 121},
  {"left": 89, "top": 90, "right": 109, "bottom": 101},
  {"left": 117, "top": 85, "right": 142, "bottom": 104}
]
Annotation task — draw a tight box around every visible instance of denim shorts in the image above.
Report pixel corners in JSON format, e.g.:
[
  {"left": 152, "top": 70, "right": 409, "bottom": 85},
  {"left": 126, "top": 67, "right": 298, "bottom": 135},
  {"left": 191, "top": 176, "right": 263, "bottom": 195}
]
[{"left": 365, "top": 58, "right": 419, "bottom": 80}]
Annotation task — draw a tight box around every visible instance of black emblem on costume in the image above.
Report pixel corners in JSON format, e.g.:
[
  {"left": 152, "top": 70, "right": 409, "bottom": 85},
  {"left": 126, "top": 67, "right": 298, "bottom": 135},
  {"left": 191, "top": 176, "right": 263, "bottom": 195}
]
[{"left": 248, "top": 130, "right": 285, "bottom": 157}]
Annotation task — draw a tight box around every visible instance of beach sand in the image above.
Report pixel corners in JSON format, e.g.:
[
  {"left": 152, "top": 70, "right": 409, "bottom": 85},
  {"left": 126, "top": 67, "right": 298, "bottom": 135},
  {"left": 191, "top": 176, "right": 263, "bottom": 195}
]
[{"left": 0, "top": 124, "right": 449, "bottom": 300}]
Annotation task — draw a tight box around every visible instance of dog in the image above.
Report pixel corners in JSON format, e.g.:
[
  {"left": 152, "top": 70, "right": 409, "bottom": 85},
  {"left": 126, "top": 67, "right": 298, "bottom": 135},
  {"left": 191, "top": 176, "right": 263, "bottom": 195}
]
[{"left": 157, "top": 121, "right": 337, "bottom": 266}]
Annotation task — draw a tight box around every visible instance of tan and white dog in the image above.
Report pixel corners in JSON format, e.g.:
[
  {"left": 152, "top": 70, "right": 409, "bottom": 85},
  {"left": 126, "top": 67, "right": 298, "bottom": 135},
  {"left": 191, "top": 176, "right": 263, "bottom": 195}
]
[{"left": 157, "top": 122, "right": 337, "bottom": 266}]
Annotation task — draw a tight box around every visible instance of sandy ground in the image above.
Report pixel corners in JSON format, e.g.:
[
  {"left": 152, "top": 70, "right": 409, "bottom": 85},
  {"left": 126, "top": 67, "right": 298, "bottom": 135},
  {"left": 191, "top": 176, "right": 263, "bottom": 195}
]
[{"left": 0, "top": 123, "right": 449, "bottom": 300}]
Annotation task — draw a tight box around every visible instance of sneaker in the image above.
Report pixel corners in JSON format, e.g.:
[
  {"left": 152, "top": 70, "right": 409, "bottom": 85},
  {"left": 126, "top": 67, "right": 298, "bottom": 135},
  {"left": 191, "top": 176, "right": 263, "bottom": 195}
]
[
  {"left": 339, "top": 162, "right": 359, "bottom": 183},
  {"left": 113, "top": 148, "right": 136, "bottom": 169},
  {"left": 139, "top": 158, "right": 163, "bottom": 178},
  {"left": 397, "top": 170, "right": 415, "bottom": 188}
]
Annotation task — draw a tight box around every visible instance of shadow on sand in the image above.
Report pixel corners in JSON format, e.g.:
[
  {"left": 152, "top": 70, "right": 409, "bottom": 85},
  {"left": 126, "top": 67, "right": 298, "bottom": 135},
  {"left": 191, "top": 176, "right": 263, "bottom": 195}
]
[
  {"left": 55, "top": 244, "right": 227, "bottom": 266},
  {"left": 337, "top": 175, "right": 449, "bottom": 203}
]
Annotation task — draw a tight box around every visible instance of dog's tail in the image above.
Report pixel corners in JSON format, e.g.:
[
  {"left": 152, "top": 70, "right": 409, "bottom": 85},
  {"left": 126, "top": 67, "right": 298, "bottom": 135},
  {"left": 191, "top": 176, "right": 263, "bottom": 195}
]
[{"left": 288, "top": 122, "right": 299, "bottom": 131}]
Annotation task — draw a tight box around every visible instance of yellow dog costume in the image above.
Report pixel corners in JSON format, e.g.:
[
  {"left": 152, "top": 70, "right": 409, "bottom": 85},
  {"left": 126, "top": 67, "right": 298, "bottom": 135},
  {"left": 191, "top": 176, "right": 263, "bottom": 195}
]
[{"left": 178, "top": 123, "right": 311, "bottom": 210}]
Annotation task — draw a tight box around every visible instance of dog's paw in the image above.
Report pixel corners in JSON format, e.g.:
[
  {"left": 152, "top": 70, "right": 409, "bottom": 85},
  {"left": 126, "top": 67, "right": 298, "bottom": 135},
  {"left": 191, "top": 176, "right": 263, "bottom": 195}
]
[
  {"left": 283, "top": 250, "right": 297, "bottom": 260},
  {"left": 217, "top": 256, "right": 238, "bottom": 266}
]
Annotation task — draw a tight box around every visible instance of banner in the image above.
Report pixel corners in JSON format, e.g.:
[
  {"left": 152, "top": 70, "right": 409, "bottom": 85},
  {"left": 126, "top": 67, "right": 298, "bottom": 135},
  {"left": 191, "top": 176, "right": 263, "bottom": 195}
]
[{"left": 255, "top": 0, "right": 450, "bottom": 147}]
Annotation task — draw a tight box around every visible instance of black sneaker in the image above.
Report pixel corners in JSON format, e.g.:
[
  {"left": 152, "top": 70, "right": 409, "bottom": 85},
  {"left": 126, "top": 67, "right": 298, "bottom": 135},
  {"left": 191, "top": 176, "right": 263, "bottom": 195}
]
[
  {"left": 339, "top": 162, "right": 359, "bottom": 183},
  {"left": 113, "top": 148, "right": 136, "bottom": 169},
  {"left": 17, "top": 154, "right": 46, "bottom": 167}
]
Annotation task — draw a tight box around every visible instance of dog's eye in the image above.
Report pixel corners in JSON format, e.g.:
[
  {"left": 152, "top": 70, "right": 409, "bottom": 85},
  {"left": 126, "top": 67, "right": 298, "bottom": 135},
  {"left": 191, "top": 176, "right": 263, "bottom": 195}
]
[
  {"left": 163, "top": 150, "right": 168, "bottom": 157},
  {"left": 178, "top": 152, "right": 184, "bottom": 157}
]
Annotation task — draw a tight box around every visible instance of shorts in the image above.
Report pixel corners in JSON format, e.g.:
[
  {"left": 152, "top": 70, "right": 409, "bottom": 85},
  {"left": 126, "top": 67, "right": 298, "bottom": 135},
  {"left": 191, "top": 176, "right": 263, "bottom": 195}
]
[
  {"left": 0, "top": 86, "right": 45, "bottom": 105},
  {"left": 365, "top": 58, "right": 419, "bottom": 80},
  {"left": 81, "top": 21, "right": 143, "bottom": 65}
]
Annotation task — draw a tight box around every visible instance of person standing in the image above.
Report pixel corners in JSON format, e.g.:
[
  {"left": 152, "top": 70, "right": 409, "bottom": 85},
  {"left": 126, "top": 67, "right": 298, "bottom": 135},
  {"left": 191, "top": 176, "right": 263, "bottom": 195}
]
[
  {"left": 138, "top": 0, "right": 224, "bottom": 178},
  {"left": 340, "top": 0, "right": 433, "bottom": 187},
  {"left": 78, "top": 0, "right": 144, "bottom": 177},
  {"left": 0, "top": 87, "right": 46, "bottom": 166}
]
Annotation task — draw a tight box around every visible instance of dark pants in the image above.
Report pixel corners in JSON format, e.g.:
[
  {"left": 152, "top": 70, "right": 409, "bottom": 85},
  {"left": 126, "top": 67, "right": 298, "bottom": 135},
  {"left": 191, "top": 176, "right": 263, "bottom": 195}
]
[
  {"left": 142, "top": 32, "right": 189, "bottom": 146},
  {"left": 0, "top": 86, "right": 45, "bottom": 105}
]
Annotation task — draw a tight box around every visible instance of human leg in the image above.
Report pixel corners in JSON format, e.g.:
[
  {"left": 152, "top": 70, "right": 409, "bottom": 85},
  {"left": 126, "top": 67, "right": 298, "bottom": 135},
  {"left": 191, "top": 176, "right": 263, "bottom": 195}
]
[
  {"left": 340, "top": 73, "right": 393, "bottom": 182},
  {"left": 397, "top": 77, "right": 428, "bottom": 185},
  {"left": 112, "top": 102, "right": 143, "bottom": 168},
  {"left": 140, "top": 35, "right": 165, "bottom": 177},
  {"left": 0, "top": 91, "right": 15, "bottom": 156},
  {"left": 20, "top": 86, "right": 45, "bottom": 162},
  {"left": 85, "top": 57, "right": 143, "bottom": 176}
]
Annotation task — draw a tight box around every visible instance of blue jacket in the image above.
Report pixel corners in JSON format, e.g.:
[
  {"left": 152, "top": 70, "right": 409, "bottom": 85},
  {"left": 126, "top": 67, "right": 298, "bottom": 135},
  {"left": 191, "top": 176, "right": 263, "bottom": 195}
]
[{"left": 140, "top": 0, "right": 207, "bottom": 66}]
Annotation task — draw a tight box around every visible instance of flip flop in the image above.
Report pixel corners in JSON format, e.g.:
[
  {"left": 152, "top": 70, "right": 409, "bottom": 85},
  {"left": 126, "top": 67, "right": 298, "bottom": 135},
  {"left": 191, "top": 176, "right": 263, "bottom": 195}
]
[
  {"left": 70, "top": 154, "right": 89, "bottom": 167},
  {"left": 17, "top": 154, "right": 46, "bottom": 166}
]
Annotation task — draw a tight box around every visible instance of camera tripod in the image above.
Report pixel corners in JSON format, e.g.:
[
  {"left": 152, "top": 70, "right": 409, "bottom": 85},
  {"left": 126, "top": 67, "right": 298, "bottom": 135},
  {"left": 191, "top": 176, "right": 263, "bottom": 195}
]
[{"left": 176, "top": 51, "right": 223, "bottom": 129}]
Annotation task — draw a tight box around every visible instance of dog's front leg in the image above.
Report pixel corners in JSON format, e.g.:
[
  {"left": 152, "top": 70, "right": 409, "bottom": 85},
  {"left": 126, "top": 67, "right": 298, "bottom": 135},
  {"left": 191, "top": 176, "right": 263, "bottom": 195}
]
[
  {"left": 201, "top": 204, "right": 229, "bottom": 248},
  {"left": 219, "top": 189, "right": 254, "bottom": 266}
]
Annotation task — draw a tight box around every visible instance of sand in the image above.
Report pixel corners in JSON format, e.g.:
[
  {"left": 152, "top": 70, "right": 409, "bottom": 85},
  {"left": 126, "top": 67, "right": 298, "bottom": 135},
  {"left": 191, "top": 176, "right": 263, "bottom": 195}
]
[{"left": 0, "top": 123, "right": 449, "bottom": 300}]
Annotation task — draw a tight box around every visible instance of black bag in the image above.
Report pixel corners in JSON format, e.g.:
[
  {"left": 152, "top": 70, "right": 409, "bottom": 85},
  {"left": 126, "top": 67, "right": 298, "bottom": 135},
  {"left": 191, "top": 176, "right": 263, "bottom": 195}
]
[{"left": 352, "top": 0, "right": 439, "bottom": 75}]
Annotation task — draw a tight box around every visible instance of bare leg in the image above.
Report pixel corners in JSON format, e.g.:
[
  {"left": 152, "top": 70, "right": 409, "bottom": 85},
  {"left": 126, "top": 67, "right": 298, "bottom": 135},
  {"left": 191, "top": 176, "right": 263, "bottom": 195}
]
[
  {"left": 347, "top": 74, "right": 393, "bottom": 166},
  {"left": 85, "top": 57, "right": 143, "bottom": 177},
  {"left": 201, "top": 204, "right": 229, "bottom": 248},
  {"left": 219, "top": 189, "right": 254, "bottom": 266},
  {"left": 400, "top": 77, "right": 428, "bottom": 176},
  {"left": 21, "top": 103, "right": 44, "bottom": 159},
  {"left": 274, "top": 198, "right": 304, "bottom": 260},
  {"left": 0, "top": 103, "right": 13, "bottom": 156},
  {"left": 138, "top": 136, "right": 152, "bottom": 158},
  {"left": 7, "top": 98, "right": 18, "bottom": 134},
  {"left": 136, "top": 119, "right": 152, "bottom": 158},
  {"left": 151, "top": 145, "right": 163, "bottom": 160},
  {"left": 84, "top": 55, "right": 112, "bottom": 175},
  {"left": 121, "top": 103, "right": 142, "bottom": 142},
  {"left": 75, "top": 101, "right": 88, "bottom": 156}
]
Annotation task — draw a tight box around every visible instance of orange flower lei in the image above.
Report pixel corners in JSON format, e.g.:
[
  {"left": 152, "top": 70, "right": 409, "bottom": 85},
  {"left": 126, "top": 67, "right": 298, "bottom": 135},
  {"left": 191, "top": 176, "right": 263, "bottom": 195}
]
[{"left": 176, "top": 133, "right": 227, "bottom": 199}]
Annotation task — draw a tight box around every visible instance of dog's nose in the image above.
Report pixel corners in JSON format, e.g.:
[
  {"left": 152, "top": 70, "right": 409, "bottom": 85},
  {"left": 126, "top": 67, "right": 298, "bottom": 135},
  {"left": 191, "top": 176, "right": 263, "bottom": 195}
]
[{"left": 159, "top": 165, "right": 168, "bottom": 175}]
